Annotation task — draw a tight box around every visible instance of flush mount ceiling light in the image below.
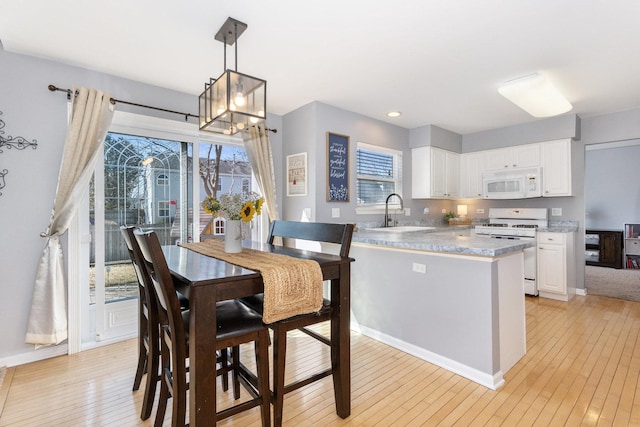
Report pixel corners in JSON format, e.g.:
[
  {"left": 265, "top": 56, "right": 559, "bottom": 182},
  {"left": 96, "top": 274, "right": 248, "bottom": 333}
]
[
  {"left": 387, "top": 111, "right": 402, "bottom": 118},
  {"left": 498, "top": 73, "right": 572, "bottom": 118},
  {"left": 199, "top": 17, "right": 267, "bottom": 135}
]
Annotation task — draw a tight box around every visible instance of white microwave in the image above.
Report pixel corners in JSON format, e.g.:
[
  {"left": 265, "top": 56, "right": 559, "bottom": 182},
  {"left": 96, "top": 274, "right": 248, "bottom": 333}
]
[{"left": 483, "top": 167, "right": 543, "bottom": 199}]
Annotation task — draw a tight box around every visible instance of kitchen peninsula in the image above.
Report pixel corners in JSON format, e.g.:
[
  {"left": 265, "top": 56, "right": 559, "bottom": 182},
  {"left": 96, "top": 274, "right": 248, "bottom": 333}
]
[{"left": 350, "top": 226, "right": 532, "bottom": 389}]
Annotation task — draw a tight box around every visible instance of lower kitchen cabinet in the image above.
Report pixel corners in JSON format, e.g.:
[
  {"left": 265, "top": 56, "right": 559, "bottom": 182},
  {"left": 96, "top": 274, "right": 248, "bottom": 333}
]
[{"left": 537, "top": 231, "right": 575, "bottom": 301}]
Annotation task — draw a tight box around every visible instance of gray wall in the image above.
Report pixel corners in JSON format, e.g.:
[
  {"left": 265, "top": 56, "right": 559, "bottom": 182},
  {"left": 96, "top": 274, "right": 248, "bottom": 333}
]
[
  {"left": 585, "top": 141, "right": 640, "bottom": 230},
  {"left": 282, "top": 102, "right": 457, "bottom": 226}
]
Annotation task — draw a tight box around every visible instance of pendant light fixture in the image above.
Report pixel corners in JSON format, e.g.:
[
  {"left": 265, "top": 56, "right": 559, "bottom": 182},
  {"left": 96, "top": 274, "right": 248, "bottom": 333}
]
[{"left": 199, "top": 17, "right": 267, "bottom": 135}]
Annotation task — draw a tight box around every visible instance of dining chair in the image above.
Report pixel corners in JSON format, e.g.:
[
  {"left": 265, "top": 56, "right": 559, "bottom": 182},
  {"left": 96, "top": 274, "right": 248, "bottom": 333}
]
[
  {"left": 121, "top": 226, "right": 233, "bottom": 420},
  {"left": 120, "top": 225, "right": 165, "bottom": 420},
  {"left": 239, "top": 220, "right": 354, "bottom": 427},
  {"left": 134, "top": 229, "right": 271, "bottom": 427}
]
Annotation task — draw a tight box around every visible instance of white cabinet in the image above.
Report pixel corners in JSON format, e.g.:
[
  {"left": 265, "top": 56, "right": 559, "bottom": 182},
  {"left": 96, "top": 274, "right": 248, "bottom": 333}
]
[
  {"left": 412, "top": 146, "right": 459, "bottom": 199},
  {"left": 485, "top": 144, "right": 540, "bottom": 170},
  {"left": 537, "top": 231, "right": 575, "bottom": 301},
  {"left": 541, "top": 139, "right": 572, "bottom": 197},
  {"left": 460, "top": 151, "right": 486, "bottom": 198}
]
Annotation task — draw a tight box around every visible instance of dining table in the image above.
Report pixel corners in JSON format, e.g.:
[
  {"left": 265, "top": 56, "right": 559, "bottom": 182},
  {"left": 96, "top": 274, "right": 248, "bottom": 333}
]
[{"left": 162, "top": 239, "right": 354, "bottom": 426}]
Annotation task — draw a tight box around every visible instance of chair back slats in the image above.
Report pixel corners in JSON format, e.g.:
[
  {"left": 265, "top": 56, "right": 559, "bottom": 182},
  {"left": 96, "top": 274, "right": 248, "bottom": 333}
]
[
  {"left": 134, "top": 230, "right": 188, "bottom": 357},
  {"left": 267, "top": 221, "right": 354, "bottom": 257},
  {"left": 120, "top": 227, "right": 153, "bottom": 309}
]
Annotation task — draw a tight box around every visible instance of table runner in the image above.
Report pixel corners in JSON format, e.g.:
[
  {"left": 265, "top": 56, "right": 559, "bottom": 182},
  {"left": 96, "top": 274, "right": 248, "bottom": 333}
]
[{"left": 179, "top": 240, "right": 323, "bottom": 323}]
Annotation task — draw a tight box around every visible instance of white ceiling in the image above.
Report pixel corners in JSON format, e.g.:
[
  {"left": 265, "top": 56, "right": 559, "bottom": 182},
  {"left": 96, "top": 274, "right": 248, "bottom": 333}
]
[{"left": 1, "top": 0, "right": 639, "bottom": 134}]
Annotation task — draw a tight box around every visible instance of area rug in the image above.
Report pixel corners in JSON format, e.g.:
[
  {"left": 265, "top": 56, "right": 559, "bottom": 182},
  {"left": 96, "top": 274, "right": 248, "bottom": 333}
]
[{"left": 585, "top": 265, "right": 640, "bottom": 302}]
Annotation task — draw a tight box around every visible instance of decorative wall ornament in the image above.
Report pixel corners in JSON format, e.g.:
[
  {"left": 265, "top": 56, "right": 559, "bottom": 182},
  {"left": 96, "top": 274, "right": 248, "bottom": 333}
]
[{"left": 0, "top": 110, "right": 38, "bottom": 196}]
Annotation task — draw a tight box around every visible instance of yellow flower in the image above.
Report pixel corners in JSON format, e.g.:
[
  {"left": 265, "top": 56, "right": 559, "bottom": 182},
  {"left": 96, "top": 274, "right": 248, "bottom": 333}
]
[
  {"left": 202, "top": 196, "right": 219, "bottom": 215},
  {"left": 240, "top": 201, "right": 256, "bottom": 222},
  {"left": 255, "top": 197, "right": 264, "bottom": 215}
]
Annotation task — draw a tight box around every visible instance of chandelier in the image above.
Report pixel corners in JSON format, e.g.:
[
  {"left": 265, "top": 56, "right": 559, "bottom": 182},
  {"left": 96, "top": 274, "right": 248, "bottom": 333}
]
[{"left": 199, "top": 17, "right": 267, "bottom": 135}]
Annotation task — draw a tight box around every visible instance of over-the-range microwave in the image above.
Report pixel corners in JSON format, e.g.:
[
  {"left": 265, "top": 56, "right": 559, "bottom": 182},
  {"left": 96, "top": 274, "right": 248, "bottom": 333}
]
[{"left": 482, "top": 167, "right": 543, "bottom": 199}]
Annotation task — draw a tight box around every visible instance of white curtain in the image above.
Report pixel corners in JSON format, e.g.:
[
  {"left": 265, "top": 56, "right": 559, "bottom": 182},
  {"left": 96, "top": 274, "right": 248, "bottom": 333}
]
[
  {"left": 242, "top": 123, "right": 280, "bottom": 223},
  {"left": 26, "top": 87, "right": 114, "bottom": 347}
]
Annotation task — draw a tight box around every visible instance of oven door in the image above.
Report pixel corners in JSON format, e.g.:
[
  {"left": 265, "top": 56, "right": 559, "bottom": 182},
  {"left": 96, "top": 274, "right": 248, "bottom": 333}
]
[
  {"left": 486, "top": 234, "right": 538, "bottom": 296},
  {"left": 523, "top": 245, "right": 537, "bottom": 296}
]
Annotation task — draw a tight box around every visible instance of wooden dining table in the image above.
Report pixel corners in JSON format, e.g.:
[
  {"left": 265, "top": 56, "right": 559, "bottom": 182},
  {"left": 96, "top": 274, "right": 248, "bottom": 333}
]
[{"left": 162, "top": 240, "right": 354, "bottom": 426}]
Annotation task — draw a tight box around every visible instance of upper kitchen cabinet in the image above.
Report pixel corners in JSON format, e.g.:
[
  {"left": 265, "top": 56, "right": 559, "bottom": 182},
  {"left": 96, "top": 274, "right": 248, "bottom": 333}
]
[
  {"left": 541, "top": 139, "right": 572, "bottom": 197},
  {"left": 460, "top": 151, "right": 487, "bottom": 199},
  {"left": 485, "top": 144, "right": 540, "bottom": 170},
  {"left": 412, "top": 146, "right": 459, "bottom": 199}
]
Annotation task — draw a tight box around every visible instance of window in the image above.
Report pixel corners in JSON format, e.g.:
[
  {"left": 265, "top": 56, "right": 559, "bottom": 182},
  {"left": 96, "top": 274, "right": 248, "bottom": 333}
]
[
  {"left": 356, "top": 142, "right": 402, "bottom": 210},
  {"left": 158, "top": 200, "right": 170, "bottom": 217},
  {"left": 214, "top": 217, "right": 226, "bottom": 235},
  {"left": 157, "top": 173, "right": 169, "bottom": 186},
  {"left": 242, "top": 178, "right": 250, "bottom": 194}
]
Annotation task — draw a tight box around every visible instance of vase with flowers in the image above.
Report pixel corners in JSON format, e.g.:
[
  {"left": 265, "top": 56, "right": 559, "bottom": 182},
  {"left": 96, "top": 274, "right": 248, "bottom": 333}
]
[{"left": 202, "top": 192, "right": 265, "bottom": 253}]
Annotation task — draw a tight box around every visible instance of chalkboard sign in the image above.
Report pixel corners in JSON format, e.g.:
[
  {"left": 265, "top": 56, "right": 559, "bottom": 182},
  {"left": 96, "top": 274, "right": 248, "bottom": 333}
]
[{"left": 326, "top": 132, "right": 349, "bottom": 202}]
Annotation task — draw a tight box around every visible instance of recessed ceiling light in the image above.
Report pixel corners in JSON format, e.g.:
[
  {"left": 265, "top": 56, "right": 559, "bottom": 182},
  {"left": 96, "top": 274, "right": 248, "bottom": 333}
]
[
  {"left": 387, "top": 111, "right": 401, "bottom": 118},
  {"left": 498, "top": 73, "right": 572, "bottom": 118}
]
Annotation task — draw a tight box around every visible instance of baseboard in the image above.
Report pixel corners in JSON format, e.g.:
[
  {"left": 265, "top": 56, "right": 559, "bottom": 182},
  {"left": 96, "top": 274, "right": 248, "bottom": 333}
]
[
  {"left": 354, "top": 324, "right": 504, "bottom": 390},
  {"left": 576, "top": 288, "right": 587, "bottom": 296},
  {"left": 0, "top": 344, "right": 68, "bottom": 368}
]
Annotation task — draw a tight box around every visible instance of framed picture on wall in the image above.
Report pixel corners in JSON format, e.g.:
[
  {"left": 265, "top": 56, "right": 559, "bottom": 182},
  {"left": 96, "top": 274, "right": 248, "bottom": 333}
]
[
  {"left": 286, "top": 152, "right": 308, "bottom": 196},
  {"left": 326, "top": 132, "right": 349, "bottom": 202}
]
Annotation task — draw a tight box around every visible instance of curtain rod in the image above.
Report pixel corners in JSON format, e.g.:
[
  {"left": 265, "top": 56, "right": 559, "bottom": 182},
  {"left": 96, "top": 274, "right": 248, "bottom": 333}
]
[{"left": 47, "top": 84, "right": 277, "bottom": 133}]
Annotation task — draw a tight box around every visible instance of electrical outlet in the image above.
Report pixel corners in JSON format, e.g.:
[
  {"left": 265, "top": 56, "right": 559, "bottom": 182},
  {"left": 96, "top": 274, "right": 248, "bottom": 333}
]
[
  {"left": 476, "top": 208, "right": 485, "bottom": 214},
  {"left": 442, "top": 209, "right": 447, "bottom": 214},
  {"left": 332, "top": 208, "right": 340, "bottom": 218},
  {"left": 404, "top": 208, "right": 411, "bottom": 216},
  {"left": 423, "top": 208, "right": 429, "bottom": 214},
  {"left": 551, "top": 208, "right": 562, "bottom": 216},
  {"left": 412, "top": 262, "right": 426, "bottom": 274}
]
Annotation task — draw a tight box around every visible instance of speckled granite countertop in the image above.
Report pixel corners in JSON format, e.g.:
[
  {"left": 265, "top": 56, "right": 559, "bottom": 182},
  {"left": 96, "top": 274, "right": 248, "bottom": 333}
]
[{"left": 352, "top": 225, "right": 534, "bottom": 257}]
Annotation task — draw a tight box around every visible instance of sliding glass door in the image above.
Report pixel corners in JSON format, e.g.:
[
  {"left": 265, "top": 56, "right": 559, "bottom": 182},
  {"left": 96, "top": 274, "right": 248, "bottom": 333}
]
[{"left": 90, "top": 132, "right": 192, "bottom": 341}]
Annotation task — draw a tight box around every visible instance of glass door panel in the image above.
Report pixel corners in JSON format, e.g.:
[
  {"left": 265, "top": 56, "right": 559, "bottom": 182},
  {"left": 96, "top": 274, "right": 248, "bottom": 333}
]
[{"left": 91, "top": 132, "right": 192, "bottom": 341}]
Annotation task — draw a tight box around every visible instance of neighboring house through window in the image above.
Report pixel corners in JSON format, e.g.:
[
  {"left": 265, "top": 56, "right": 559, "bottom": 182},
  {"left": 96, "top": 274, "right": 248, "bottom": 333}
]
[
  {"left": 157, "top": 173, "right": 169, "bottom": 186},
  {"left": 158, "top": 200, "right": 170, "bottom": 218}
]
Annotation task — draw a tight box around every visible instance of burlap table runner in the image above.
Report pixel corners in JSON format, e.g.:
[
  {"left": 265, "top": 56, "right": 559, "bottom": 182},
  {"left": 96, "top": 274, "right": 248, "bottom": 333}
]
[{"left": 178, "top": 239, "right": 323, "bottom": 323}]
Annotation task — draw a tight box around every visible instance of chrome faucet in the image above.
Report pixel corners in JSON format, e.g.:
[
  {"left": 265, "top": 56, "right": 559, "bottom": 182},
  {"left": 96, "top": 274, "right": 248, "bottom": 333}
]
[{"left": 384, "top": 193, "right": 404, "bottom": 227}]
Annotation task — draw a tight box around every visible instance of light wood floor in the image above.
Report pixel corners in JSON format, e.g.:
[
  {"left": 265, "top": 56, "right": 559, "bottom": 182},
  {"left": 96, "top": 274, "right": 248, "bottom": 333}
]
[{"left": 2, "top": 294, "right": 640, "bottom": 426}]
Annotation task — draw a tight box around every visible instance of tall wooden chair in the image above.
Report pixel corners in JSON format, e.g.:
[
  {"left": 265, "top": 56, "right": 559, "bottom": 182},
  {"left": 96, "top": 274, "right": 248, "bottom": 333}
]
[
  {"left": 120, "top": 226, "right": 163, "bottom": 420},
  {"left": 239, "top": 220, "right": 354, "bottom": 427},
  {"left": 134, "top": 229, "right": 271, "bottom": 427}
]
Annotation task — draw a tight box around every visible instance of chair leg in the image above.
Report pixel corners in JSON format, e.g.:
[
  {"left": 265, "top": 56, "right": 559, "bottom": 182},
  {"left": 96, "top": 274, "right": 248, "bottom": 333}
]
[
  {"left": 154, "top": 371, "right": 169, "bottom": 427},
  {"left": 140, "top": 341, "right": 159, "bottom": 420},
  {"left": 232, "top": 345, "right": 241, "bottom": 400},
  {"left": 272, "top": 326, "right": 288, "bottom": 427},
  {"left": 220, "top": 348, "right": 229, "bottom": 392},
  {"left": 256, "top": 331, "right": 272, "bottom": 427},
  {"left": 132, "top": 336, "right": 147, "bottom": 391}
]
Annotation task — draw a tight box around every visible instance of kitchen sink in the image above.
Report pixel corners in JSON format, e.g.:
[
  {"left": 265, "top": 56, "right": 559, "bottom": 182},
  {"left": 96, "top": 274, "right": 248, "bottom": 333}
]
[{"left": 365, "top": 226, "right": 436, "bottom": 232}]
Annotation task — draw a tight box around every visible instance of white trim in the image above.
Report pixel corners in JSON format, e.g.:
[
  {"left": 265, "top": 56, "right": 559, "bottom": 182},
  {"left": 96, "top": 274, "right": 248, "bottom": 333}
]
[
  {"left": 353, "top": 324, "right": 505, "bottom": 390},
  {"left": 0, "top": 344, "right": 69, "bottom": 368}
]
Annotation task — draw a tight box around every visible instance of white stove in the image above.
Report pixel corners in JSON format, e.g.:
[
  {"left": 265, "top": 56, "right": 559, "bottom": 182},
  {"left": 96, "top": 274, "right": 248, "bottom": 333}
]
[
  {"left": 474, "top": 208, "right": 548, "bottom": 296},
  {"left": 474, "top": 208, "right": 548, "bottom": 238}
]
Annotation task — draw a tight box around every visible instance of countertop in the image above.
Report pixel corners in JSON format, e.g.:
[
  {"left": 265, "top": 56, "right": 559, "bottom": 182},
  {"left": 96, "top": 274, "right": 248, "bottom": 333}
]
[{"left": 352, "top": 225, "right": 535, "bottom": 257}]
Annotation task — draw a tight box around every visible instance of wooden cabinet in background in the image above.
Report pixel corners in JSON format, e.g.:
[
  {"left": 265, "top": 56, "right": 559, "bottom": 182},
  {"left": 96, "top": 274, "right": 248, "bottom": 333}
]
[{"left": 585, "top": 230, "right": 623, "bottom": 269}]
